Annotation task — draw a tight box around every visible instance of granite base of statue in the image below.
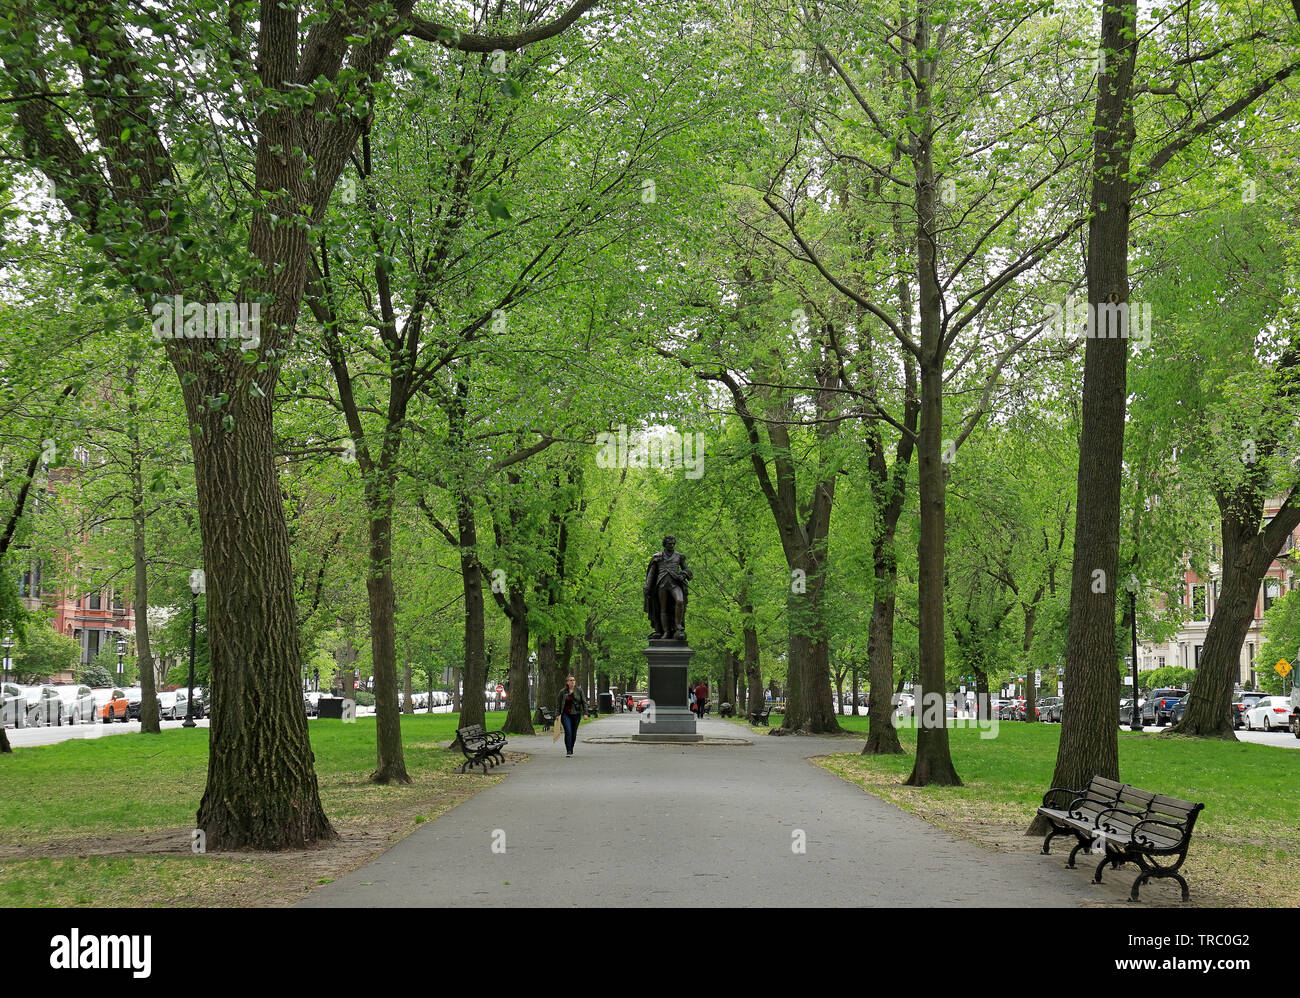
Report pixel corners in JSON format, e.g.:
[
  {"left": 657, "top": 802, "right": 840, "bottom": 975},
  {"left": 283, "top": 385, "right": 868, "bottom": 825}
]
[{"left": 632, "top": 638, "right": 703, "bottom": 743}]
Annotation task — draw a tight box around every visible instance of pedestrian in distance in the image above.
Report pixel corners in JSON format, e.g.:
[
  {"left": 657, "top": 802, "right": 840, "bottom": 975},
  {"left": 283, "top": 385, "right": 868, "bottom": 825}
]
[
  {"left": 557, "top": 674, "right": 586, "bottom": 757},
  {"left": 694, "top": 679, "right": 709, "bottom": 718}
]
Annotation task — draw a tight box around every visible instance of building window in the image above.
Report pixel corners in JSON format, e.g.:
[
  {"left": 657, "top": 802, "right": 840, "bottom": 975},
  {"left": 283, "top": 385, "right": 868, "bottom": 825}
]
[
  {"left": 1264, "top": 579, "right": 1280, "bottom": 613},
  {"left": 86, "top": 629, "right": 101, "bottom": 663},
  {"left": 1191, "top": 585, "right": 1206, "bottom": 621},
  {"left": 19, "top": 560, "right": 41, "bottom": 598},
  {"left": 89, "top": 591, "right": 102, "bottom": 611},
  {"left": 1194, "top": 645, "right": 1202, "bottom": 668}
]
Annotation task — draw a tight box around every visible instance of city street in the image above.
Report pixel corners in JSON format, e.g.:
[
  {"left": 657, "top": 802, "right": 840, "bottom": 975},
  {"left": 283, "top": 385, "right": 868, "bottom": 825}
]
[{"left": 1, "top": 703, "right": 467, "bottom": 749}]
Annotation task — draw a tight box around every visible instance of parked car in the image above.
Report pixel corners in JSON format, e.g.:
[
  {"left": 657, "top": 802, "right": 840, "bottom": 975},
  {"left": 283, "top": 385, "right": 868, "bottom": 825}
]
[
  {"left": 1140, "top": 688, "right": 1188, "bottom": 726},
  {"left": 23, "top": 685, "right": 64, "bottom": 726},
  {"left": 156, "top": 691, "right": 185, "bottom": 720},
  {"left": 1118, "top": 698, "right": 1136, "bottom": 726},
  {"left": 2, "top": 683, "right": 28, "bottom": 728},
  {"left": 52, "top": 684, "right": 96, "bottom": 724},
  {"left": 893, "top": 693, "right": 915, "bottom": 717},
  {"left": 1243, "top": 696, "right": 1292, "bottom": 732},
  {"left": 1039, "top": 696, "right": 1064, "bottom": 722},
  {"left": 124, "top": 687, "right": 145, "bottom": 720},
  {"left": 1232, "top": 691, "right": 1266, "bottom": 729},
  {"left": 171, "top": 688, "right": 204, "bottom": 720},
  {"left": 93, "top": 688, "right": 130, "bottom": 723},
  {"left": 304, "top": 691, "right": 323, "bottom": 716}
]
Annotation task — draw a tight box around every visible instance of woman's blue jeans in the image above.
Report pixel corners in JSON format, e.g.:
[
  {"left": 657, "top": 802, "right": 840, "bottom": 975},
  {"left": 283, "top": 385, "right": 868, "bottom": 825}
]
[{"left": 561, "top": 712, "right": 579, "bottom": 753}]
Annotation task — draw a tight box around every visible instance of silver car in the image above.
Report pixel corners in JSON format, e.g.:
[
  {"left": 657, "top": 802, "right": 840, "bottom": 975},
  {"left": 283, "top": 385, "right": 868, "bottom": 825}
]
[
  {"left": 171, "top": 689, "right": 204, "bottom": 720},
  {"left": 2, "top": 683, "right": 28, "bottom": 728},
  {"left": 52, "top": 684, "right": 96, "bottom": 724},
  {"left": 23, "top": 685, "right": 64, "bottom": 726}
]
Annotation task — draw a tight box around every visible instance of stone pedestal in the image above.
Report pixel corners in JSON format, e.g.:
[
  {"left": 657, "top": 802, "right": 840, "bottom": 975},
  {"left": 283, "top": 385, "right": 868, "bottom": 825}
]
[{"left": 634, "top": 638, "right": 702, "bottom": 742}]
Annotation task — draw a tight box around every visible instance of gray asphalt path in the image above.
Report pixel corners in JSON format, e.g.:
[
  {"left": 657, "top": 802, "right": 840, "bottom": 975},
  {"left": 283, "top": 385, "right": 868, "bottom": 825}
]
[{"left": 299, "top": 713, "right": 1156, "bottom": 908}]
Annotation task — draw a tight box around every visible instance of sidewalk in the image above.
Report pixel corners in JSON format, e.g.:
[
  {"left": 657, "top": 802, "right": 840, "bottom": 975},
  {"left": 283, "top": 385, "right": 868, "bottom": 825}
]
[{"left": 298, "top": 712, "right": 1140, "bottom": 907}]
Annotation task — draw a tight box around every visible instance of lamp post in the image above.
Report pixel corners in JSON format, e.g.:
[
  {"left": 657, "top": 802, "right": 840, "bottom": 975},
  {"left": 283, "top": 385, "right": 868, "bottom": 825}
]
[
  {"left": 185, "top": 572, "right": 202, "bottom": 728},
  {"left": 1126, "top": 575, "right": 1142, "bottom": 731},
  {"left": 2, "top": 630, "right": 12, "bottom": 686},
  {"left": 115, "top": 636, "right": 126, "bottom": 682}
]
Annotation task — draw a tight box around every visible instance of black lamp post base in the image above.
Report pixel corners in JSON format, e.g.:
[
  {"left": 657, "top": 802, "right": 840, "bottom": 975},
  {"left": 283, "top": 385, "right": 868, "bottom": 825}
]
[{"left": 182, "top": 719, "right": 197, "bottom": 728}]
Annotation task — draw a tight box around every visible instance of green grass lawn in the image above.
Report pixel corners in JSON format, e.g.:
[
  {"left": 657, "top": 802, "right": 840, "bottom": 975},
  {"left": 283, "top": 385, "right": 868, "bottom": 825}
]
[
  {"left": 0, "top": 711, "right": 518, "bottom": 907},
  {"left": 811, "top": 720, "right": 1299, "bottom": 907}
]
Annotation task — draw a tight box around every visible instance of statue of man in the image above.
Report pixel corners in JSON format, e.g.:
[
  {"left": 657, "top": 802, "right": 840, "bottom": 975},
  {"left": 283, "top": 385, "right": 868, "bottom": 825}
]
[{"left": 644, "top": 535, "right": 692, "bottom": 641}]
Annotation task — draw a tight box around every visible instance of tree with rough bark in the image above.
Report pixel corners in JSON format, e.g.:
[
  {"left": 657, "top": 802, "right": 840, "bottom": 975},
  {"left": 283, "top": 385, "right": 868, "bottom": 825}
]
[
  {"left": 1033, "top": 0, "right": 1300, "bottom": 830},
  {"left": 0, "top": 0, "right": 601, "bottom": 848}
]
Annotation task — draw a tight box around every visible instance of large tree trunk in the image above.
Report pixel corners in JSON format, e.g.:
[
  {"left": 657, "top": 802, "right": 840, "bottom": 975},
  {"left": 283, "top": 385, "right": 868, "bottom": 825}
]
[
  {"left": 904, "top": 7, "right": 959, "bottom": 786},
  {"left": 973, "top": 668, "right": 990, "bottom": 719},
  {"left": 861, "top": 347, "right": 915, "bottom": 753},
  {"left": 537, "top": 635, "right": 560, "bottom": 721},
  {"left": 907, "top": 357, "right": 960, "bottom": 785},
  {"left": 744, "top": 616, "right": 762, "bottom": 716},
  {"left": 127, "top": 380, "right": 160, "bottom": 735},
  {"left": 502, "top": 600, "right": 533, "bottom": 734},
  {"left": 1030, "top": 0, "right": 1138, "bottom": 832},
  {"left": 1022, "top": 604, "right": 1038, "bottom": 724},
  {"left": 863, "top": 556, "right": 905, "bottom": 754},
  {"left": 1174, "top": 495, "right": 1300, "bottom": 736},
  {"left": 457, "top": 496, "right": 487, "bottom": 731},
  {"left": 784, "top": 551, "right": 839, "bottom": 732},
  {"left": 190, "top": 377, "right": 334, "bottom": 849},
  {"left": 365, "top": 508, "right": 410, "bottom": 783}
]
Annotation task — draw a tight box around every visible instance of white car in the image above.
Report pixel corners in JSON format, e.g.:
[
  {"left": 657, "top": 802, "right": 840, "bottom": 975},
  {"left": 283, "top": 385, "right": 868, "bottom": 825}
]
[
  {"left": 1244, "top": 696, "right": 1292, "bottom": 732},
  {"left": 2, "top": 683, "right": 28, "bottom": 728},
  {"left": 156, "top": 691, "right": 182, "bottom": 720},
  {"left": 52, "top": 684, "right": 96, "bottom": 724},
  {"left": 23, "top": 685, "right": 64, "bottom": 726},
  {"left": 172, "top": 689, "right": 204, "bottom": 720}
]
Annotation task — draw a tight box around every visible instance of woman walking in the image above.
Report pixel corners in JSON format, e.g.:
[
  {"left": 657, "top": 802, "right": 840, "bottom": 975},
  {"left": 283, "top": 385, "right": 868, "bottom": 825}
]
[{"left": 557, "top": 675, "right": 586, "bottom": 757}]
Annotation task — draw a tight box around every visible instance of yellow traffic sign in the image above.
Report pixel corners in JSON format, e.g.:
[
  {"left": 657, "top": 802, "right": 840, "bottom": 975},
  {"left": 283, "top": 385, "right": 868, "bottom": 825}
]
[{"left": 1275, "top": 659, "right": 1293, "bottom": 679}]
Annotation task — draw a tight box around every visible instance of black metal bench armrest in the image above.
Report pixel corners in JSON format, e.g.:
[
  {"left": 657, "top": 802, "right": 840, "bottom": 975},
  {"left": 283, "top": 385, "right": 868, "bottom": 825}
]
[
  {"left": 1129, "top": 818, "right": 1190, "bottom": 846},
  {"left": 1040, "top": 786, "right": 1085, "bottom": 808}
]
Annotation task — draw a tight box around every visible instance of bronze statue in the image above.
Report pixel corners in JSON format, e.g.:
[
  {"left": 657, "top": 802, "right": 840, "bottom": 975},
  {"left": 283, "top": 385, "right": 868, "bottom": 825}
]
[{"left": 644, "top": 535, "right": 692, "bottom": 641}]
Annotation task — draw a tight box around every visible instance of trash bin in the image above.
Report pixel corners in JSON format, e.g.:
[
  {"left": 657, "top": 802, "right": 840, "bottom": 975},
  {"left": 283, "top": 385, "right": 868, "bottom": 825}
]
[
  {"left": 598, "top": 692, "right": 613, "bottom": 714},
  {"left": 317, "top": 696, "right": 345, "bottom": 719}
]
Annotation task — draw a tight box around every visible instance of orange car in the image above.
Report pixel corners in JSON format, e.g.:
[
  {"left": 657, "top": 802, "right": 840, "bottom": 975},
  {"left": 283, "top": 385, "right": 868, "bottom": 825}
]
[{"left": 94, "top": 688, "right": 130, "bottom": 723}]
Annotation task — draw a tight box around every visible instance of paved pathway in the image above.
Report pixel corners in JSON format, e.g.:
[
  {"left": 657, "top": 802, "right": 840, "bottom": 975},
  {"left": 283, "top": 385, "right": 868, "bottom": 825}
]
[{"left": 299, "top": 713, "right": 1155, "bottom": 907}]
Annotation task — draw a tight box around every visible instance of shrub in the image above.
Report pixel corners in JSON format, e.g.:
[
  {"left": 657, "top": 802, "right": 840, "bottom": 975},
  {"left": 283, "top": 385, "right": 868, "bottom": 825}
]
[{"left": 79, "top": 664, "right": 114, "bottom": 688}]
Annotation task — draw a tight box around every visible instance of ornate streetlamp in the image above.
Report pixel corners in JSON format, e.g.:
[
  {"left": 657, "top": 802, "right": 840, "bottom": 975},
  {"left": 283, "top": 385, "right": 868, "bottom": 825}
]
[
  {"left": 1126, "top": 575, "right": 1142, "bottom": 731},
  {"left": 185, "top": 570, "right": 204, "bottom": 728}
]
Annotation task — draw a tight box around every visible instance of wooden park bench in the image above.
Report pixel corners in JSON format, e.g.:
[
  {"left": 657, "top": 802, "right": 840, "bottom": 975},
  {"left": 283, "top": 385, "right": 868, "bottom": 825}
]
[
  {"left": 536, "top": 706, "right": 556, "bottom": 728},
  {"left": 455, "top": 723, "right": 508, "bottom": 775},
  {"left": 1037, "top": 775, "right": 1204, "bottom": 902},
  {"left": 749, "top": 704, "right": 772, "bottom": 726}
]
